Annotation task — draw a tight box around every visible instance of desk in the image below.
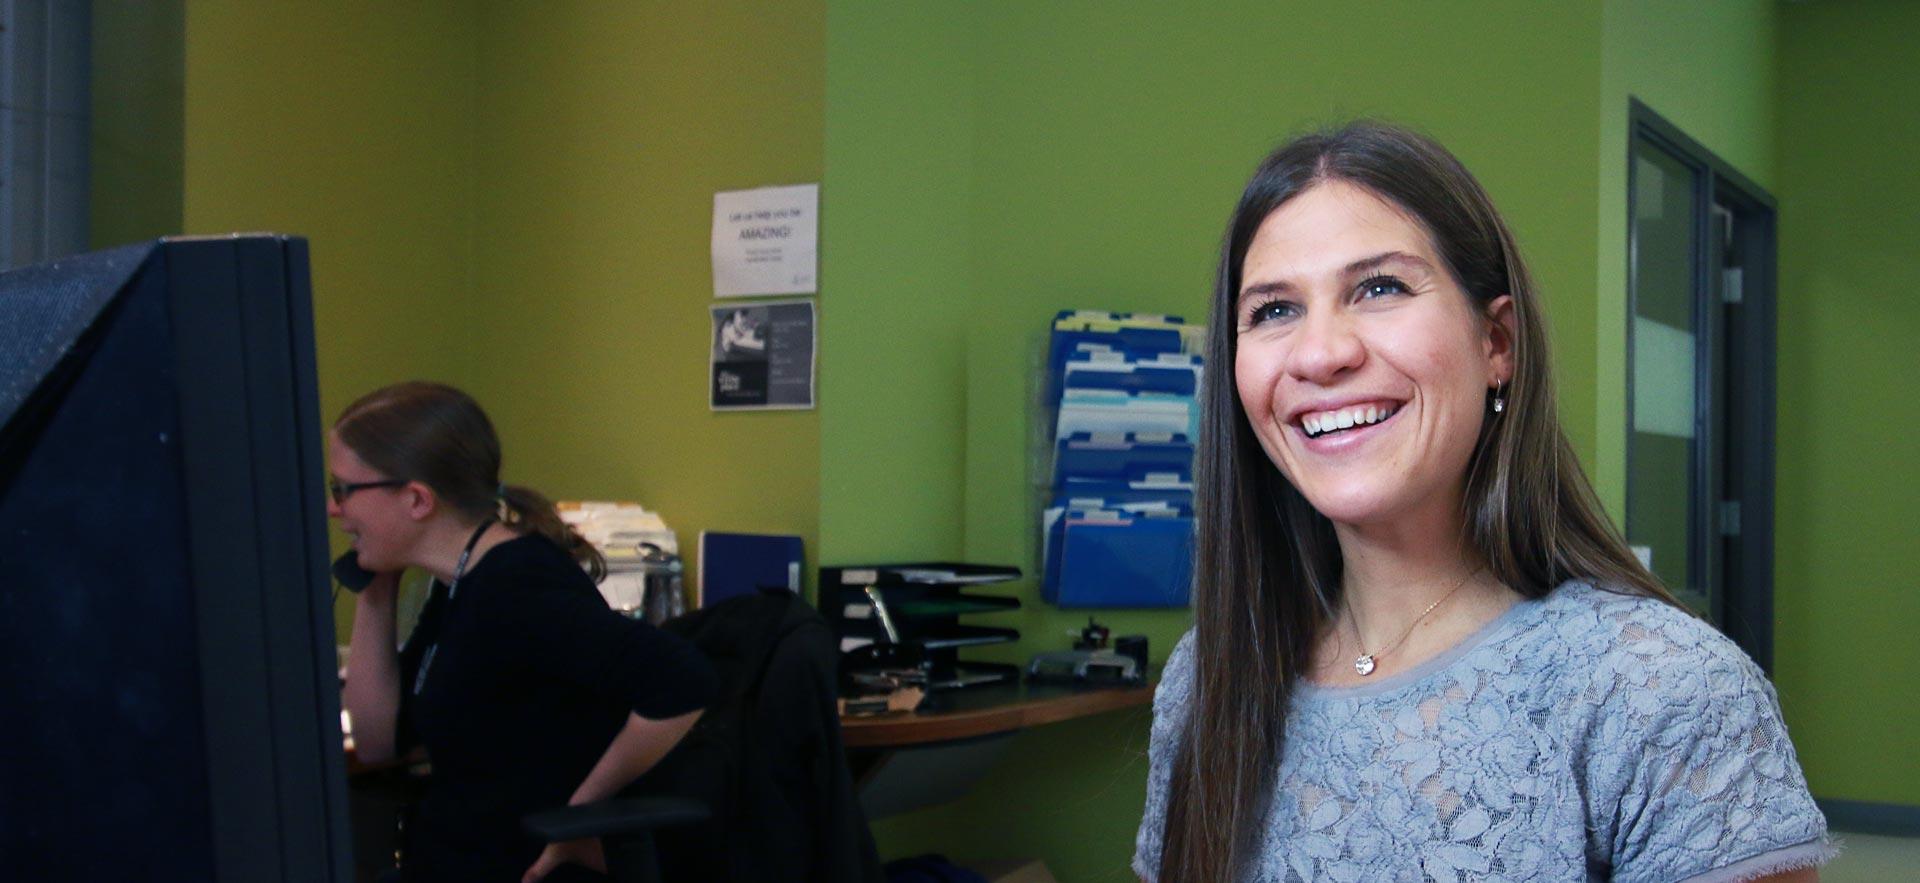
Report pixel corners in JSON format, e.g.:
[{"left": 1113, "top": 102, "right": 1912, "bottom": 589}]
[
  {"left": 347, "top": 681, "right": 1156, "bottom": 822},
  {"left": 841, "top": 680, "right": 1154, "bottom": 818},
  {"left": 840, "top": 680, "right": 1153, "bottom": 747}
]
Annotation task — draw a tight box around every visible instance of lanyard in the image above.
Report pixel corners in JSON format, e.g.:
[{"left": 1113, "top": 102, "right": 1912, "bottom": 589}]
[{"left": 411, "top": 518, "right": 496, "bottom": 696}]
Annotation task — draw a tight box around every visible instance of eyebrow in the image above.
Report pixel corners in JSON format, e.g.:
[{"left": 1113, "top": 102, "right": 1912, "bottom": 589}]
[
  {"left": 1345, "top": 250, "right": 1432, "bottom": 277},
  {"left": 1237, "top": 250, "right": 1435, "bottom": 304}
]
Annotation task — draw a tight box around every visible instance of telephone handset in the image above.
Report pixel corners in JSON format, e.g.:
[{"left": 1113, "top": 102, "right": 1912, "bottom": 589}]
[{"left": 332, "top": 549, "right": 378, "bottom": 592}]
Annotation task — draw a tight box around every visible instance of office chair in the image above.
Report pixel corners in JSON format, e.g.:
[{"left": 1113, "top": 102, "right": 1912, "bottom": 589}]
[
  {"left": 522, "top": 796, "right": 708, "bottom": 883},
  {"left": 528, "top": 589, "right": 881, "bottom": 883}
]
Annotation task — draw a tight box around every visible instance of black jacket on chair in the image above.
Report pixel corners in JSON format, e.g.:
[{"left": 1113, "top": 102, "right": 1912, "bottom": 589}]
[{"left": 636, "top": 589, "right": 883, "bottom": 883}]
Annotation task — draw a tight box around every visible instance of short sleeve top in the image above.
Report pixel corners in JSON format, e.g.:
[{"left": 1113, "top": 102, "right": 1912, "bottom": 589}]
[{"left": 1134, "top": 582, "right": 1831, "bottom": 882}]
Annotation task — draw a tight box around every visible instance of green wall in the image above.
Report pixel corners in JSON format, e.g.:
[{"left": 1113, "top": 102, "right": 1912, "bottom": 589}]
[
  {"left": 102, "top": 0, "right": 488, "bottom": 418},
  {"left": 1774, "top": 0, "right": 1920, "bottom": 805},
  {"left": 180, "top": 0, "right": 479, "bottom": 411},
  {"left": 465, "top": 1, "right": 825, "bottom": 579},
  {"left": 90, "top": 0, "right": 184, "bottom": 250},
  {"left": 819, "top": 5, "right": 973, "bottom": 564}
]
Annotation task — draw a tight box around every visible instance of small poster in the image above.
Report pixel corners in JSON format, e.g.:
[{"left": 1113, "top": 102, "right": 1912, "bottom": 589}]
[
  {"left": 711, "top": 184, "right": 818, "bottom": 297},
  {"left": 710, "top": 299, "right": 815, "bottom": 410}
]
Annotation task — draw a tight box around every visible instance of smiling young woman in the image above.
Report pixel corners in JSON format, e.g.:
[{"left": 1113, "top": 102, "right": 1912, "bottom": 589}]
[{"left": 1134, "top": 123, "right": 1829, "bottom": 882}]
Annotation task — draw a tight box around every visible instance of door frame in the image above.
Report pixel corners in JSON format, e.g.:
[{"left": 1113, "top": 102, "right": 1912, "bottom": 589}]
[{"left": 1625, "top": 99, "right": 1779, "bottom": 672}]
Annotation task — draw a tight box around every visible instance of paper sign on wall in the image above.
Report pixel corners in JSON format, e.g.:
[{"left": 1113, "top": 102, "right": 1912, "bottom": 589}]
[
  {"left": 711, "top": 184, "right": 818, "bottom": 297},
  {"left": 710, "top": 299, "right": 816, "bottom": 410}
]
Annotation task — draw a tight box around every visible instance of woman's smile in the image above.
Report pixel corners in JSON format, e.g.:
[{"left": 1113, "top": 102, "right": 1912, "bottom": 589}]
[{"left": 1290, "top": 398, "right": 1404, "bottom": 452}]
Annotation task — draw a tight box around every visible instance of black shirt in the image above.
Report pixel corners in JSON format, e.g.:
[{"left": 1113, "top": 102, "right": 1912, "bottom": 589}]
[{"left": 395, "top": 533, "right": 716, "bottom": 882}]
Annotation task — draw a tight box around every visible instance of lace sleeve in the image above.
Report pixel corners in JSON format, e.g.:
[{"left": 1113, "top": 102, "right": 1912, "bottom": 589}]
[
  {"left": 1581, "top": 612, "right": 1831, "bottom": 883},
  {"left": 1133, "top": 629, "right": 1197, "bottom": 882}
]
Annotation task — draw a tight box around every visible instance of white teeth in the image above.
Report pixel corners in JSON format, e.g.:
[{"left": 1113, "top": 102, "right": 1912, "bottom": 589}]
[{"left": 1302, "top": 403, "right": 1397, "bottom": 438}]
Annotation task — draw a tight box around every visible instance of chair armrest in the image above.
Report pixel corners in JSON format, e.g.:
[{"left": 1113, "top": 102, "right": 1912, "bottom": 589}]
[{"left": 522, "top": 797, "right": 710, "bottom": 843}]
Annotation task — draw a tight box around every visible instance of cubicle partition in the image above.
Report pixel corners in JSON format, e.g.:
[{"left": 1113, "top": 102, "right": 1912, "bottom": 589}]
[{"left": 0, "top": 237, "right": 351, "bottom": 882}]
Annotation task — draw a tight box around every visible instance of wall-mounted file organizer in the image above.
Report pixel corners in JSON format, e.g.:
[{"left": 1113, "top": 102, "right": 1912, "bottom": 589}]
[
  {"left": 823, "top": 563, "right": 1023, "bottom": 690},
  {"left": 1038, "top": 311, "right": 1202, "bottom": 608}
]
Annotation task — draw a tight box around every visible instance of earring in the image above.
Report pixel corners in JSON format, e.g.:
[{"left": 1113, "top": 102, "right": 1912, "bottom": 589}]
[{"left": 1491, "top": 383, "right": 1507, "bottom": 414}]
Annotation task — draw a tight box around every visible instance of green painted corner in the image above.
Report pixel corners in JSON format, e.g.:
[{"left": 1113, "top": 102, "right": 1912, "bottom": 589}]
[{"left": 819, "top": 3, "right": 975, "bottom": 564}]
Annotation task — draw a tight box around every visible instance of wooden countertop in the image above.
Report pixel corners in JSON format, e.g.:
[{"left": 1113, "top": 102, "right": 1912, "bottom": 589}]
[{"left": 838, "top": 680, "right": 1155, "bottom": 748}]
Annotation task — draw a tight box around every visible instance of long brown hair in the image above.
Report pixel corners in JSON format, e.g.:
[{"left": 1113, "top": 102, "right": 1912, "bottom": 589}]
[
  {"left": 1158, "top": 121, "right": 1674, "bottom": 881},
  {"left": 334, "top": 381, "right": 606, "bottom": 581}
]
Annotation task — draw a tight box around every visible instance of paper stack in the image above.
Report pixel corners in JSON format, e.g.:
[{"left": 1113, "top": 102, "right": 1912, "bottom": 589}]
[{"left": 558, "top": 501, "right": 678, "bottom": 613}]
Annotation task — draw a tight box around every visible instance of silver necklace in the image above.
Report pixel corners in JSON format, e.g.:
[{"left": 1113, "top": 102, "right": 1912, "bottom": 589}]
[{"left": 1346, "top": 566, "right": 1483, "bottom": 677}]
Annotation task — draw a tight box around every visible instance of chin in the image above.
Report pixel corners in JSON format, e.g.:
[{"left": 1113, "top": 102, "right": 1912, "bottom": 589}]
[
  {"left": 1293, "top": 484, "right": 1406, "bottom": 527},
  {"left": 351, "top": 546, "right": 395, "bottom": 573}
]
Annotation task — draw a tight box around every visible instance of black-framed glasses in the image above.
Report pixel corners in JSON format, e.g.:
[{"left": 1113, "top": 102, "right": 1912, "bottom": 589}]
[{"left": 328, "top": 478, "right": 407, "bottom": 504}]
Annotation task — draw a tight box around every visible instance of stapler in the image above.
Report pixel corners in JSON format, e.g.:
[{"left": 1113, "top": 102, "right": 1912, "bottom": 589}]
[
  {"left": 1026, "top": 648, "right": 1142, "bottom": 685},
  {"left": 1027, "top": 623, "right": 1148, "bottom": 685}
]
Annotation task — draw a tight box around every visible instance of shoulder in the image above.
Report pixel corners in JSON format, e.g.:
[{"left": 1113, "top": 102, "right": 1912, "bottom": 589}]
[
  {"left": 464, "top": 533, "right": 601, "bottom": 607},
  {"left": 1156, "top": 630, "right": 1198, "bottom": 709},
  {"left": 1145, "top": 629, "right": 1198, "bottom": 743},
  {"left": 478, "top": 532, "right": 589, "bottom": 576},
  {"left": 1536, "top": 586, "right": 1833, "bottom": 878},
  {"left": 1534, "top": 582, "right": 1785, "bottom": 794},
  {"left": 1530, "top": 581, "right": 1767, "bottom": 702}
]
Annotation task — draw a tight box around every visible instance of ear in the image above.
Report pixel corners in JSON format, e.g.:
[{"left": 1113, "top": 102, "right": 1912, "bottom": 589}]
[
  {"left": 1483, "top": 295, "right": 1517, "bottom": 386},
  {"left": 402, "top": 481, "right": 439, "bottom": 522}
]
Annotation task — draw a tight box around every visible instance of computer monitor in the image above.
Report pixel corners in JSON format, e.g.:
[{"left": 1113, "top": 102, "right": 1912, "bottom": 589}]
[{"left": 0, "top": 236, "right": 350, "bottom": 882}]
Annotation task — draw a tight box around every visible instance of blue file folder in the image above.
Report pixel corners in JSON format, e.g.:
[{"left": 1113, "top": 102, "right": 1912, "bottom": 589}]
[
  {"left": 1054, "top": 477, "right": 1194, "bottom": 509},
  {"left": 1053, "top": 432, "right": 1193, "bottom": 487},
  {"left": 1061, "top": 352, "right": 1201, "bottom": 398},
  {"left": 1055, "top": 389, "right": 1196, "bottom": 440},
  {"left": 1041, "top": 506, "right": 1194, "bottom": 608},
  {"left": 1045, "top": 310, "right": 1198, "bottom": 403}
]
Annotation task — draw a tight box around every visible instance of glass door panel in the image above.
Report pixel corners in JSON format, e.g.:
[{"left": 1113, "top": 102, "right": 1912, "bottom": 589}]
[{"left": 1627, "top": 141, "right": 1706, "bottom": 612}]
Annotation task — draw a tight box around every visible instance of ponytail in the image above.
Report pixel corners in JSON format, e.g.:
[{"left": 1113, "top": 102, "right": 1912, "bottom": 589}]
[
  {"left": 499, "top": 483, "right": 607, "bottom": 583},
  {"left": 334, "top": 382, "right": 610, "bottom": 584}
]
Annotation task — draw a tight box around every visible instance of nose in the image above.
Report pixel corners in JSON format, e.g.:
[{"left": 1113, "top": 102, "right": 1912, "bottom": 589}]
[
  {"left": 325, "top": 492, "right": 342, "bottom": 519},
  {"left": 1285, "top": 307, "right": 1365, "bottom": 384}
]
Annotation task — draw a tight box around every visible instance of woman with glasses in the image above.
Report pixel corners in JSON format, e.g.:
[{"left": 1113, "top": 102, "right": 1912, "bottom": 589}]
[
  {"left": 334, "top": 381, "right": 716, "bottom": 883},
  {"left": 1133, "top": 123, "right": 1829, "bottom": 882}
]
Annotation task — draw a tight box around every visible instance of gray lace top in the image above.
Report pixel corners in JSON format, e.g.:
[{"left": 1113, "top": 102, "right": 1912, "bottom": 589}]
[{"left": 1134, "top": 582, "right": 1832, "bottom": 882}]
